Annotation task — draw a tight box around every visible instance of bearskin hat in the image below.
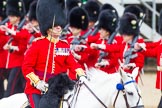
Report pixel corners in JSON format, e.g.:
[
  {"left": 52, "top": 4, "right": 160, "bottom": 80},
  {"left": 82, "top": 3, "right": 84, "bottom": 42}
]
[
  {"left": 66, "top": 0, "right": 80, "bottom": 12},
  {"left": 69, "top": 7, "right": 88, "bottom": 30},
  {"left": 84, "top": 1, "right": 100, "bottom": 22},
  {"left": 6, "top": 0, "right": 25, "bottom": 17},
  {"left": 23, "top": 0, "right": 33, "bottom": 14},
  {"left": 159, "top": 9, "right": 162, "bottom": 35},
  {"left": 119, "top": 13, "right": 139, "bottom": 36},
  {"left": 28, "top": 0, "right": 37, "bottom": 21},
  {"left": 36, "top": 0, "right": 66, "bottom": 36},
  {"left": 100, "top": 3, "right": 119, "bottom": 20},
  {"left": 124, "top": 5, "right": 144, "bottom": 20},
  {"left": 98, "top": 9, "right": 118, "bottom": 35},
  {"left": 0, "top": 0, "right": 7, "bottom": 18}
]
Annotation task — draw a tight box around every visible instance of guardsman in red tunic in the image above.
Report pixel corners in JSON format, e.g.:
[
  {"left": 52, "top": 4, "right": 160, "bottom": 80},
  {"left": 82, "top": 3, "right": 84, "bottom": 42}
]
[
  {"left": 91, "top": 13, "right": 144, "bottom": 82},
  {"left": 23, "top": 0, "right": 41, "bottom": 49},
  {"left": 22, "top": 0, "right": 86, "bottom": 108},
  {"left": 77, "top": 9, "right": 120, "bottom": 74},
  {"left": 71, "top": 8, "right": 120, "bottom": 74},
  {"left": 86, "top": 3, "right": 119, "bottom": 45},
  {"left": 139, "top": 10, "right": 162, "bottom": 108},
  {"left": 90, "top": 9, "right": 120, "bottom": 74},
  {"left": 66, "top": 7, "right": 89, "bottom": 79},
  {"left": 0, "top": 0, "right": 28, "bottom": 97},
  {"left": 141, "top": 42, "right": 162, "bottom": 108}
]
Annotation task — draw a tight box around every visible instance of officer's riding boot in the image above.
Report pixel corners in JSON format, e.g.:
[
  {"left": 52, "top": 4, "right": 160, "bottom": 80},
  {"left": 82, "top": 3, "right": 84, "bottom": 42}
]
[{"left": 158, "top": 96, "right": 162, "bottom": 108}]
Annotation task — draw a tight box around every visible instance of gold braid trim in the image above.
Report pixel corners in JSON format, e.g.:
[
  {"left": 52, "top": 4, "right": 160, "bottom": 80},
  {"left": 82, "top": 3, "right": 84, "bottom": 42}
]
[
  {"left": 75, "top": 68, "right": 85, "bottom": 79},
  {"left": 26, "top": 72, "right": 40, "bottom": 86}
]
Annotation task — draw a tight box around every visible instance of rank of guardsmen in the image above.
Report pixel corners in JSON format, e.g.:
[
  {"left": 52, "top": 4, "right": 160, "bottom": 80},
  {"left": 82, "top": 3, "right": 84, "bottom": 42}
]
[{"left": 0, "top": 0, "right": 162, "bottom": 108}]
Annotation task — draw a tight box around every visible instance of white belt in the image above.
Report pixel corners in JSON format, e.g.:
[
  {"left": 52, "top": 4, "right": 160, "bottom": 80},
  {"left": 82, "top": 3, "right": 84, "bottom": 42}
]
[{"left": 157, "top": 66, "right": 162, "bottom": 71}]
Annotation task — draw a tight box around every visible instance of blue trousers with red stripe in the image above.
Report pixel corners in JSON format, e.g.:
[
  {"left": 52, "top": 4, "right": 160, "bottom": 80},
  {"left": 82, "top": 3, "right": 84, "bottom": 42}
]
[
  {"left": 4, "top": 67, "right": 25, "bottom": 97},
  {"left": 27, "top": 94, "right": 41, "bottom": 108}
]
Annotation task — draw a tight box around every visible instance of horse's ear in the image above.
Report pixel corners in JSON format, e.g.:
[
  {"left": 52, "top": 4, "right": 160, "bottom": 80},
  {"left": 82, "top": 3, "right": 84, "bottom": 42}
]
[{"left": 131, "top": 67, "right": 139, "bottom": 79}]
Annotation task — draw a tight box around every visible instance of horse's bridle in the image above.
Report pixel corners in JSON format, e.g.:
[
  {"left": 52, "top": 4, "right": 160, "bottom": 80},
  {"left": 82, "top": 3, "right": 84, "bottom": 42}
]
[
  {"left": 61, "top": 81, "right": 81, "bottom": 108},
  {"left": 113, "top": 77, "right": 144, "bottom": 108},
  {"left": 61, "top": 81, "right": 108, "bottom": 108},
  {"left": 61, "top": 76, "right": 144, "bottom": 108}
]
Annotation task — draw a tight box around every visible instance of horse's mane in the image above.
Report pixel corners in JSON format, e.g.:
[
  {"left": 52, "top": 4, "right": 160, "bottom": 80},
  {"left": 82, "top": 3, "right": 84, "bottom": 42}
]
[{"left": 87, "top": 68, "right": 120, "bottom": 82}]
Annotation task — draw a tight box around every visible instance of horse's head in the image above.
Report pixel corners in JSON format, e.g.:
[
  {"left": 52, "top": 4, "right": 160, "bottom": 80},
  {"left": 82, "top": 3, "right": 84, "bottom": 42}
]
[
  {"left": 116, "top": 67, "right": 144, "bottom": 108},
  {"left": 47, "top": 73, "right": 75, "bottom": 97}
]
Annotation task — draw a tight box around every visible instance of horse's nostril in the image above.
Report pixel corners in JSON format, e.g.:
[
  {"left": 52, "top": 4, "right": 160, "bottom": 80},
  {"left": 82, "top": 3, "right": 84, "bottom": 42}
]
[{"left": 127, "top": 92, "right": 133, "bottom": 95}]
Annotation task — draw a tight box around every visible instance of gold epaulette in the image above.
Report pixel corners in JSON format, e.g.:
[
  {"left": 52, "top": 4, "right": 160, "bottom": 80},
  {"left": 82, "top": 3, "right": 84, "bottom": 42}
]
[{"left": 33, "top": 36, "right": 45, "bottom": 42}]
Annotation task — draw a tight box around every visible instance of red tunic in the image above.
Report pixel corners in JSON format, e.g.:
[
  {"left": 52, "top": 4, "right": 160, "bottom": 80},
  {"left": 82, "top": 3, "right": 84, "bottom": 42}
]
[
  {"left": 22, "top": 37, "right": 82, "bottom": 94},
  {"left": 93, "top": 36, "right": 123, "bottom": 74},
  {"left": 0, "top": 33, "right": 9, "bottom": 68},
  {"left": 67, "top": 30, "right": 90, "bottom": 69},
  {"left": 104, "top": 38, "right": 144, "bottom": 81},
  {"left": 143, "top": 42, "right": 162, "bottom": 90},
  {"left": 86, "top": 32, "right": 100, "bottom": 45},
  {"left": 0, "top": 22, "right": 28, "bottom": 68}
]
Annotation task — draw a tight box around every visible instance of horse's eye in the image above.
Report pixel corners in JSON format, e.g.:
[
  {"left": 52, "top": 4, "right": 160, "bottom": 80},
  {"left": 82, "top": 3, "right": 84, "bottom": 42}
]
[{"left": 127, "top": 92, "right": 133, "bottom": 95}]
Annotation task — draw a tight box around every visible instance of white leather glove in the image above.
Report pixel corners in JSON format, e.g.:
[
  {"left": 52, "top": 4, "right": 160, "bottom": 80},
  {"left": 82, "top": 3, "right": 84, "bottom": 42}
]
[
  {"left": 71, "top": 50, "right": 81, "bottom": 60},
  {"left": 78, "top": 76, "right": 87, "bottom": 84},
  {"left": 95, "top": 59, "right": 109, "bottom": 68},
  {"left": 74, "top": 45, "right": 87, "bottom": 51},
  {"left": 134, "top": 42, "right": 146, "bottom": 51},
  {"left": 123, "top": 63, "right": 136, "bottom": 70},
  {"left": 90, "top": 43, "right": 106, "bottom": 50},
  {"left": 36, "top": 80, "right": 48, "bottom": 92},
  {"left": 3, "top": 44, "right": 19, "bottom": 52},
  {"left": 6, "top": 28, "right": 16, "bottom": 35},
  {"left": 10, "top": 45, "right": 19, "bottom": 51}
]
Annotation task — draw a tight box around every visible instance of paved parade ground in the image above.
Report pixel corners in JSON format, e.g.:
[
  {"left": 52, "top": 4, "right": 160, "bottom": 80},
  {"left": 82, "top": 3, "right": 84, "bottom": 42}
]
[{"left": 139, "top": 73, "right": 161, "bottom": 108}]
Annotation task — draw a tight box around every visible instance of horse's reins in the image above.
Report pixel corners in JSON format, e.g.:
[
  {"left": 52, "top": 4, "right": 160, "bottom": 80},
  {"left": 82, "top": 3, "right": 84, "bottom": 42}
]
[
  {"left": 60, "top": 81, "right": 82, "bottom": 108},
  {"left": 83, "top": 82, "right": 108, "bottom": 108}
]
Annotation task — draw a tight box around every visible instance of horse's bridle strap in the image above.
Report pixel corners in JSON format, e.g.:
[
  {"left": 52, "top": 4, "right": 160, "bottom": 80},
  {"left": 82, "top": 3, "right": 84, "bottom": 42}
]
[
  {"left": 83, "top": 82, "right": 108, "bottom": 108},
  {"left": 122, "top": 90, "right": 129, "bottom": 108},
  {"left": 113, "top": 90, "right": 120, "bottom": 107},
  {"left": 124, "top": 80, "right": 135, "bottom": 85}
]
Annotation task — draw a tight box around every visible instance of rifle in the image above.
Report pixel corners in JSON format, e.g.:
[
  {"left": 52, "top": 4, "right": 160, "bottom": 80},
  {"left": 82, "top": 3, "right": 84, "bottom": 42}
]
[
  {"left": 17, "top": 12, "right": 29, "bottom": 31},
  {"left": 90, "top": 21, "right": 99, "bottom": 36},
  {"left": 4, "top": 37, "right": 14, "bottom": 53},
  {"left": 59, "top": 24, "right": 70, "bottom": 39},
  {"left": 0, "top": 18, "right": 9, "bottom": 25},
  {"left": 97, "top": 22, "right": 120, "bottom": 63},
  {"left": 124, "top": 14, "right": 146, "bottom": 65},
  {"left": 71, "top": 21, "right": 98, "bottom": 45}
]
